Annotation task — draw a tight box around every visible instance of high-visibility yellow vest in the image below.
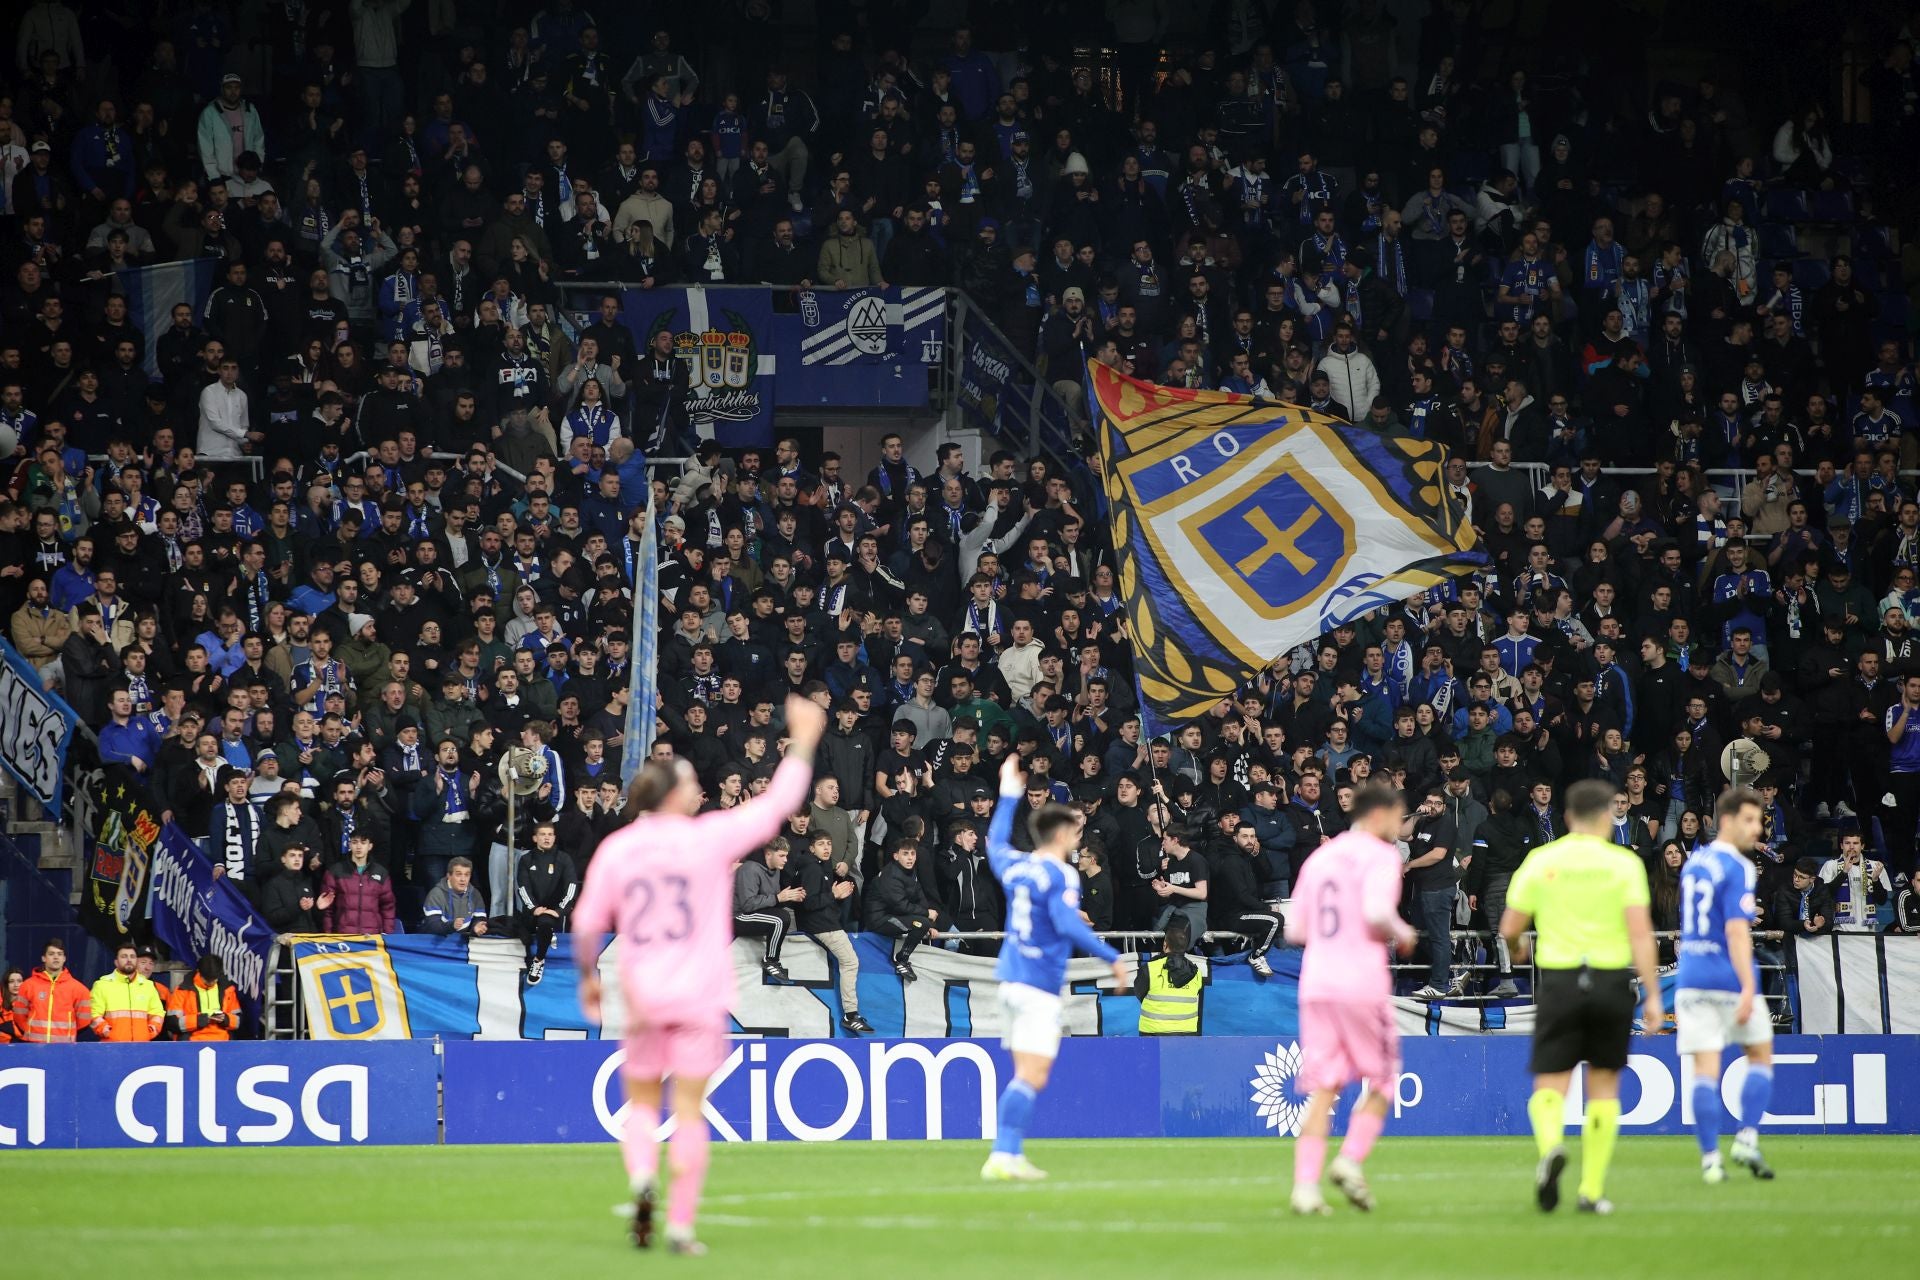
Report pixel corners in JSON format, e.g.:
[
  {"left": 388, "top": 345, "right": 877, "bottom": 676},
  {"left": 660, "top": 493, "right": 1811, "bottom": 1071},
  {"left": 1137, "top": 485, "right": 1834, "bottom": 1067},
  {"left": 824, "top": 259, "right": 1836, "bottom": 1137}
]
[
  {"left": 1138, "top": 954, "right": 1207, "bottom": 1035},
  {"left": 88, "top": 971, "right": 164, "bottom": 1042}
]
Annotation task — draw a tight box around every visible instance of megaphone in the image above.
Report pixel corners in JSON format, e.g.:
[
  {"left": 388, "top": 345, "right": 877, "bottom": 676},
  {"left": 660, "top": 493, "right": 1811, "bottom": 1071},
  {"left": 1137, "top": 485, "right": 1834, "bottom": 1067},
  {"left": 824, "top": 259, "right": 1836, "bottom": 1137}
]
[
  {"left": 1720, "top": 739, "right": 1770, "bottom": 791},
  {"left": 499, "top": 746, "right": 547, "bottom": 796}
]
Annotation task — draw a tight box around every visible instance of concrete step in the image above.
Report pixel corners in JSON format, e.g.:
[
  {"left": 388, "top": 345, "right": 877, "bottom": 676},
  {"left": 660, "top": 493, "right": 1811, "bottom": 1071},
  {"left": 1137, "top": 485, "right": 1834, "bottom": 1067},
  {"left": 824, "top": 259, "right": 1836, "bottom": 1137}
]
[{"left": 7, "top": 822, "right": 77, "bottom": 885}]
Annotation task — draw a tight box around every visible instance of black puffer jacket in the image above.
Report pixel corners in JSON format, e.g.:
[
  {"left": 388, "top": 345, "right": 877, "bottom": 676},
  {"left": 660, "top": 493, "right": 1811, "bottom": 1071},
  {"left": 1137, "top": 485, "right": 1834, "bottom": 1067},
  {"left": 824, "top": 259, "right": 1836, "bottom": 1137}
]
[
  {"left": 258, "top": 867, "right": 322, "bottom": 932},
  {"left": 794, "top": 852, "right": 857, "bottom": 934},
  {"left": 863, "top": 860, "right": 930, "bottom": 930}
]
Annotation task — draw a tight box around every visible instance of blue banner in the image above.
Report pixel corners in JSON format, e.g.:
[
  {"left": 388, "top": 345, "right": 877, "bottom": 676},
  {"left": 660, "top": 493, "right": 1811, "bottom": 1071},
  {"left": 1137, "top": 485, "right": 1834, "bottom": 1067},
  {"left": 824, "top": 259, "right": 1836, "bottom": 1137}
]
[
  {"left": 443, "top": 1037, "right": 1162, "bottom": 1144},
  {"left": 795, "top": 286, "right": 944, "bottom": 368},
  {"left": 442, "top": 1034, "right": 1919, "bottom": 1144},
  {"left": 150, "top": 821, "right": 276, "bottom": 1017},
  {"left": 287, "top": 931, "right": 1541, "bottom": 1042},
  {"left": 0, "top": 1041, "right": 440, "bottom": 1148},
  {"left": 7, "top": 1035, "right": 1911, "bottom": 1148},
  {"left": 782, "top": 286, "right": 944, "bottom": 407},
  {"left": 1157, "top": 1034, "right": 1912, "bottom": 1138},
  {"left": 954, "top": 321, "right": 1024, "bottom": 439},
  {"left": 0, "top": 636, "right": 77, "bottom": 810},
  {"left": 612, "top": 288, "right": 946, "bottom": 445},
  {"left": 619, "top": 289, "right": 778, "bottom": 447}
]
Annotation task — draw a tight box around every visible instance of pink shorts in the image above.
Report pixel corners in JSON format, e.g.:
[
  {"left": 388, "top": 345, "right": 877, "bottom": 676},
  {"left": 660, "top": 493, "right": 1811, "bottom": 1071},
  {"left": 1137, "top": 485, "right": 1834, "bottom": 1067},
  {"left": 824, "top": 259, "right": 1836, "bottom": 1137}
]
[
  {"left": 1299, "top": 998, "right": 1400, "bottom": 1094},
  {"left": 621, "top": 1021, "right": 730, "bottom": 1081}
]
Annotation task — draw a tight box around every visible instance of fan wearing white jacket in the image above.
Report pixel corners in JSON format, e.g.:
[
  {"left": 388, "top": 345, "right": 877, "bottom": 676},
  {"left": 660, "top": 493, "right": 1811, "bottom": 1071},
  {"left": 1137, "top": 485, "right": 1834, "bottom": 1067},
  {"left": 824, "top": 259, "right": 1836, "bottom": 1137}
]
[{"left": 1316, "top": 323, "right": 1381, "bottom": 423}]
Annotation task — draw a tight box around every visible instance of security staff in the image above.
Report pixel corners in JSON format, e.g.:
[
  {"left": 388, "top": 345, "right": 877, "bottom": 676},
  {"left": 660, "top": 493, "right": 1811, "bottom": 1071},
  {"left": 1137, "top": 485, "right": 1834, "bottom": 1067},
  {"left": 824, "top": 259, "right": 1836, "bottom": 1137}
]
[
  {"left": 171, "top": 953, "right": 243, "bottom": 1041},
  {"left": 14, "top": 939, "right": 92, "bottom": 1043},
  {"left": 90, "top": 942, "right": 166, "bottom": 1042},
  {"left": 1133, "top": 917, "right": 1206, "bottom": 1034}
]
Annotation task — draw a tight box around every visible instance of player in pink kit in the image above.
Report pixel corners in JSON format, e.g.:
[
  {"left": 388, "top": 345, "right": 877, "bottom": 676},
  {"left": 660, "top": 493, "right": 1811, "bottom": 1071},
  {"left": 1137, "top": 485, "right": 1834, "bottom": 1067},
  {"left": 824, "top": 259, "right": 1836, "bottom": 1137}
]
[
  {"left": 1282, "top": 783, "right": 1417, "bottom": 1216},
  {"left": 573, "top": 694, "right": 828, "bottom": 1255}
]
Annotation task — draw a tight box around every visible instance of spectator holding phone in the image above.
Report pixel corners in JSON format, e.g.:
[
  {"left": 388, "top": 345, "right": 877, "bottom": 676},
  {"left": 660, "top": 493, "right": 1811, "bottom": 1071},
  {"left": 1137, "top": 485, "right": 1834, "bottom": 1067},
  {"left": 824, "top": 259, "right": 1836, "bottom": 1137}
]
[{"left": 171, "top": 954, "right": 243, "bottom": 1041}]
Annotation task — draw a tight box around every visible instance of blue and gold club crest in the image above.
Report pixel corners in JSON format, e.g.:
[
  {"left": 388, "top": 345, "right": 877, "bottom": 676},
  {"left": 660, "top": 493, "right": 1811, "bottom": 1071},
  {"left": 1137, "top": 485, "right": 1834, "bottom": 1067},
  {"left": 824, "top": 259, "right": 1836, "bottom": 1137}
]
[
  {"left": 1089, "top": 361, "right": 1484, "bottom": 734},
  {"left": 294, "top": 937, "right": 412, "bottom": 1039}
]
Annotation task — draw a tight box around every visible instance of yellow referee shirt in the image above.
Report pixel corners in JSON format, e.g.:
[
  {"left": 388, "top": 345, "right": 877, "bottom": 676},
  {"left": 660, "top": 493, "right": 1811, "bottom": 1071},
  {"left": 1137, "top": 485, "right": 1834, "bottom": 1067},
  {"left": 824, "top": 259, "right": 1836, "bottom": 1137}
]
[{"left": 1505, "top": 833, "right": 1648, "bottom": 970}]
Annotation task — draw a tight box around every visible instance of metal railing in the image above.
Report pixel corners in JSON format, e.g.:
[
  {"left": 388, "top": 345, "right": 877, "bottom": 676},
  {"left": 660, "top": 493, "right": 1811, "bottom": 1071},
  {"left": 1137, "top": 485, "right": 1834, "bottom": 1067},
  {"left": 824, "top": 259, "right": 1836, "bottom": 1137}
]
[
  {"left": 261, "top": 923, "right": 1803, "bottom": 1038},
  {"left": 943, "top": 288, "right": 1080, "bottom": 461}
]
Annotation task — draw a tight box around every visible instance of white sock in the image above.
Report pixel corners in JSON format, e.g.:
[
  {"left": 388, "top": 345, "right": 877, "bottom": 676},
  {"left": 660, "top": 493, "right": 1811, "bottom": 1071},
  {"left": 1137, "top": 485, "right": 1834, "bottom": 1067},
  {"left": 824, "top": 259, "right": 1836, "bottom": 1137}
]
[
  {"left": 1702, "top": 1150, "right": 1722, "bottom": 1166},
  {"left": 1735, "top": 1126, "right": 1759, "bottom": 1147}
]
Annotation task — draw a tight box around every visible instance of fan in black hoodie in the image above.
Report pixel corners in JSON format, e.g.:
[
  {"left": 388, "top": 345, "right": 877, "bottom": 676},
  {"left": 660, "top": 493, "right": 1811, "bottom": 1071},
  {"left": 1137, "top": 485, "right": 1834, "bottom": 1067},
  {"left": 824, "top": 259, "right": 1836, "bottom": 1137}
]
[
  {"left": 514, "top": 822, "right": 578, "bottom": 987},
  {"left": 935, "top": 822, "right": 1003, "bottom": 953},
  {"left": 1464, "top": 791, "right": 1540, "bottom": 994},
  {"left": 1206, "top": 826, "right": 1283, "bottom": 976}
]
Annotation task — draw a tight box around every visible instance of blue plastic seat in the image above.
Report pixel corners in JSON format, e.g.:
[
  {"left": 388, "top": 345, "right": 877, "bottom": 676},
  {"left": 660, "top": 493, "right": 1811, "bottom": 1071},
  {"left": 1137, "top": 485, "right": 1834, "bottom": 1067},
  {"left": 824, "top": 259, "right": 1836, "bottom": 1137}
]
[
  {"left": 1792, "top": 259, "right": 1830, "bottom": 291},
  {"left": 1758, "top": 224, "right": 1799, "bottom": 260},
  {"left": 1762, "top": 189, "right": 1809, "bottom": 222},
  {"left": 1808, "top": 190, "right": 1855, "bottom": 223}
]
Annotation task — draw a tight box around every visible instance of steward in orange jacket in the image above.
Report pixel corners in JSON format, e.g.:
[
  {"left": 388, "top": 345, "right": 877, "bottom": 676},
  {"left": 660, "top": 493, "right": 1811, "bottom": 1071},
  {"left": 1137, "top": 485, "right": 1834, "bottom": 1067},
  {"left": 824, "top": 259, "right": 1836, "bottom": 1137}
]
[
  {"left": 14, "top": 940, "right": 93, "bottom": 1044},
  {"left": 170, "top": 955, "right": 243, "bottom": 1041}
]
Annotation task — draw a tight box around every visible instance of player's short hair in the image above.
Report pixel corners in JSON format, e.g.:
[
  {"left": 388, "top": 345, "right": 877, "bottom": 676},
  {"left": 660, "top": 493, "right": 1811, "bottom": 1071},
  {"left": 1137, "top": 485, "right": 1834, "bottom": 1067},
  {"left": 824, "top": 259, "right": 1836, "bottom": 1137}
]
[
  {"left": 1348, "top": 782, "right": 1402, "bottom": 821},
  {"left": 1028, "top": 802, "right": 1083, "bottom": 848},
  {"left": 1562, "top": 779, "right": 1615, "bottom": 823},
  {"left": 1715, "top": 786, "right": 1763, "bottom": 821}
]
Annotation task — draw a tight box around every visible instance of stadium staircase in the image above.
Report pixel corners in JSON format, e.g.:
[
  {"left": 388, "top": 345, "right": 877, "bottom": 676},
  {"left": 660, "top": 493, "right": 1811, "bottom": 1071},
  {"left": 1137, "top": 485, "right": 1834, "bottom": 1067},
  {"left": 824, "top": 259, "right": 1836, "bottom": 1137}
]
[{"left": 0, "top": 770, "right": 105, "bottom": 976}]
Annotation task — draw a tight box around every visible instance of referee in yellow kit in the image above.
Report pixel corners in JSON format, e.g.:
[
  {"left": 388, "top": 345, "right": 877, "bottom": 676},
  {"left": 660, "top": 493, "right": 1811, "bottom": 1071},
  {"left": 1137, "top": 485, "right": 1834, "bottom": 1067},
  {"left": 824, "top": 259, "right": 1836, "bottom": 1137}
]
[{"left": 1500, "top": 779, "right": 1663, "bottom": 1217}]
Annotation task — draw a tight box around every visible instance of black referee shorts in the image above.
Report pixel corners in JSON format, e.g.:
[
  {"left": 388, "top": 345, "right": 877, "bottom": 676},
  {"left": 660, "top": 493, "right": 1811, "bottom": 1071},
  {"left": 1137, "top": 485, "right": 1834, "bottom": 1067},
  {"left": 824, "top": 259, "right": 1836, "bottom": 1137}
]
[{"left": 1530, "top": 967, "right": 1636, "bottom": 1074}]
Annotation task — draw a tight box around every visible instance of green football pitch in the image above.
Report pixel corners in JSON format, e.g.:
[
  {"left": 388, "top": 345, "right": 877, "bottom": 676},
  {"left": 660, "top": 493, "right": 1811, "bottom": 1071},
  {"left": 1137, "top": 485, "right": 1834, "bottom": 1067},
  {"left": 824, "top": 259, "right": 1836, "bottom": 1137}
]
[{"left": 12, "top": 1137, "right": 1914, "bottom": 1277}]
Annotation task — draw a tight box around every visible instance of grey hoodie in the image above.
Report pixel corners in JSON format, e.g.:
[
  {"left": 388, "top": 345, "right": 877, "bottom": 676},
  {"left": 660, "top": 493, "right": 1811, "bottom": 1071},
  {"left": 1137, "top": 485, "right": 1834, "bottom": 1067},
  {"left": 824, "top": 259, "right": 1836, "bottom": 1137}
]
[{"left": 733, "top": 858, "right": 783, "bottom": 915}]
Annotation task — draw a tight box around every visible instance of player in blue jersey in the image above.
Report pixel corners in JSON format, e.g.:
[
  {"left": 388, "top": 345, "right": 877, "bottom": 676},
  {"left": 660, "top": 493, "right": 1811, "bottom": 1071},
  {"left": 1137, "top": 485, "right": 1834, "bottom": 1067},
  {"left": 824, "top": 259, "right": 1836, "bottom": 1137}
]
[
  {"left": 979, "top": 754, "right": 1129, "bottom": 1182},
  {"left": 1676, "top": 787, "right": 1776, "bottom": 1183}
]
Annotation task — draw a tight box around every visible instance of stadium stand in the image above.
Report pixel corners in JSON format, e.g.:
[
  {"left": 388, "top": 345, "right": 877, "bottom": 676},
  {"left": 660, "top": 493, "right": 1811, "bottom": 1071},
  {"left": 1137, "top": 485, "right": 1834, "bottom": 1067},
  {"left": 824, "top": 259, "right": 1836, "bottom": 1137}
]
[{"left": 5, "top": 0, "right": 1920, "bottom": 1039}]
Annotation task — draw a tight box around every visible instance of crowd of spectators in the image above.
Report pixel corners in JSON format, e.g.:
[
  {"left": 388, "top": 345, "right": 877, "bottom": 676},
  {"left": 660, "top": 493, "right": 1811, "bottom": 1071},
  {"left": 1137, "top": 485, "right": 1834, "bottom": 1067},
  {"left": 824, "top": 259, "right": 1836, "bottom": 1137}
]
[{"left": 8, "top": 3, "right": 1920, "bottom": 1031}]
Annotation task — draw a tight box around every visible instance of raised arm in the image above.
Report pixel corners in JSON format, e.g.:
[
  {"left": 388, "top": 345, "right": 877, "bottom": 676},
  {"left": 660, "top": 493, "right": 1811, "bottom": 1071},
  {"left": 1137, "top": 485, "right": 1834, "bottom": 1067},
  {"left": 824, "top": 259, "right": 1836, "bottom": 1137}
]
[
  {"left": 691, "top": 695, "right": 827, "bottom": 861},
  {"left": 984, "top": 753, "right": 1024, "bottom": 878}
]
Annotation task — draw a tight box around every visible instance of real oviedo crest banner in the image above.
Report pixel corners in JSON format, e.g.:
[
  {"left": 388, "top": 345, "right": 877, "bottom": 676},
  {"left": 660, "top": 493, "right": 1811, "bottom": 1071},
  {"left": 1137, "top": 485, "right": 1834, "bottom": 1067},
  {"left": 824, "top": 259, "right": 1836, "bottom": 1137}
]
[
  {"left": 1088, "top": 361, "right": 1486, "bottom": 737},
  {"left": 796, "top": 286, "right": 945, "bottom": 367},
  {"left": 620, "top": 289, "right": 777, "bottom": 447}
]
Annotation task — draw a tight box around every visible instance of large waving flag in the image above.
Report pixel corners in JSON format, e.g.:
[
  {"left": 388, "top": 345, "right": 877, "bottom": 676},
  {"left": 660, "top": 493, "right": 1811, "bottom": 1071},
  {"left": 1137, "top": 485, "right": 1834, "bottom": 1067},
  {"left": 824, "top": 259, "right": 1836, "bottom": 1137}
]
[
  {"left": 620, "top": 491, "right": 660, "bottom": 785},
  {"left": 116, "top": 258, "right": 219, "bottom": 377},
  {"left": 1089, "top": 361, "right": 1485, "bottom": 736}
]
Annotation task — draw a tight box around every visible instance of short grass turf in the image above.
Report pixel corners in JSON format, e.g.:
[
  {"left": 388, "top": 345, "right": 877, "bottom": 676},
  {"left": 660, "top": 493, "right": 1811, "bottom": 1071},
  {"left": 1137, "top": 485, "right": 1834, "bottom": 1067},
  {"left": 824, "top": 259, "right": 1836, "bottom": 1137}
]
[{"left": 11, "top": 1136, "right": 1914, "bottom": 1278}]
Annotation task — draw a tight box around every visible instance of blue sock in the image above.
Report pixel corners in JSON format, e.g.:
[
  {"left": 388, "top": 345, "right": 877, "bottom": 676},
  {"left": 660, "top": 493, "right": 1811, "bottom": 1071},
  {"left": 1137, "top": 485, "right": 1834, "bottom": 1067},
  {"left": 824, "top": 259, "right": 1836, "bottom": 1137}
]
[
  {"left": 993, "top": 1080, "right": 1038, "bottom": 1156},
  {"left": 1738, "top": 1066, "right": 1772, "bottom": 1135},
  {"left": 1691, "top": 1078, "right": 1722, "bottom": 1157}
]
